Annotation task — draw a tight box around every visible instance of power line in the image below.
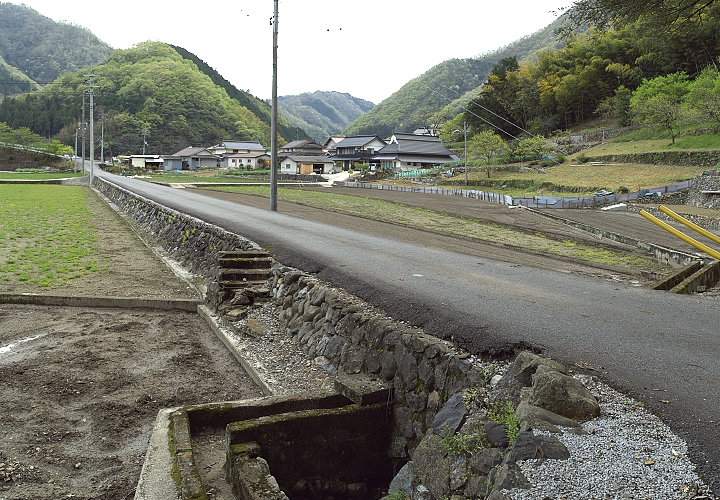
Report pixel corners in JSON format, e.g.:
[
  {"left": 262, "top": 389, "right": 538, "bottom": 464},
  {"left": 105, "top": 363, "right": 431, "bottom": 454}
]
[
  {"left": 417, "top": 80, "right": 522, "bottom": 140},
  {"left": 429, "top": 78, "right": 540, "bottom": 139}
]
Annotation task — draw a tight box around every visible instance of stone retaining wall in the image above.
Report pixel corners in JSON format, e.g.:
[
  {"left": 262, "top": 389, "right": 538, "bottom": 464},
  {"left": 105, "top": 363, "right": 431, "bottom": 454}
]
[
  {"left": 94, "top": 177, "right": 259, "bottom": 279},
  {"left": 271, "top": 265, "right": 486, "bottom": 458},
  {"left": 95, "top": 175, "right": 488, "bottom": 459}
]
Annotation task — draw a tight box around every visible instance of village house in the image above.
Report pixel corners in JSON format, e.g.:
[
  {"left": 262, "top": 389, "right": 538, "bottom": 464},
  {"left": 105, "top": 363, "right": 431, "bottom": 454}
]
[
  {"left": 329, "top": 135, "right": 387, "bottom": 171},
  {"left": 163, "top": 147, "right": 220, "bottom": 170},
  {"left": 279, "top": 154, "right": 335, "bottom": 175},
  {"left": 280, "top": 139, "right": 325, "bottom": 156},
  {"left": 124, "top": 155, "right": 164, "bottom": 169},
  {"left": 207, "top": 140, "right": 267, "bottom": 156},
  {"left": 373, "top": 133, "right": 459, "bottom": 172},
  {"left": 322, "top": 136, "right": 345, "bottom": 155},
  {"left": 222, "top": 152, "right": 271, "bottom": 170}
]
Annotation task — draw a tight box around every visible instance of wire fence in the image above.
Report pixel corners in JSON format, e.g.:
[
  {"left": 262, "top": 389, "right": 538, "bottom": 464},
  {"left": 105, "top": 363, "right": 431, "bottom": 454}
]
[
  {"left": 341, "top": 181, "right": 514, "bottom": 205},
  {"left": 340, "top": 179, "right": 697, "bottom": 209}
]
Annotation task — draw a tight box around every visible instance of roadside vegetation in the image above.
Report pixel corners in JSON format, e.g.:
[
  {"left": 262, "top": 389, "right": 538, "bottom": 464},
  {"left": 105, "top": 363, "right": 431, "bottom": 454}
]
[
  {"left": 0, "top": 170, "right": 83, "bottom": 179},
  {"left": 0, "top": 185, "right": 107, "bottom": 288},
  {"left": 199, "top": 184, "right": 669, "bottom": 273}
]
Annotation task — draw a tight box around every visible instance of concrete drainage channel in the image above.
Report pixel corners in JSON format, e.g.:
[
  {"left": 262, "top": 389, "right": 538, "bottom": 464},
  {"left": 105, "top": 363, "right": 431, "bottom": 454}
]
[{"left": 89, "top": 177, "right": 715, "bottom": 500}]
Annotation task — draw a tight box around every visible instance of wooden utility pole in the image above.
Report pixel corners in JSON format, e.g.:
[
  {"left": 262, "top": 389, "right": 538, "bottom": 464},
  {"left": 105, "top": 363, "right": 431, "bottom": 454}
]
[
  {"left": 86, "top": 72, "right": 96, "bottom": 185},
  {"left": 270, "top": 0, "right": 279, "bottom": 211}
]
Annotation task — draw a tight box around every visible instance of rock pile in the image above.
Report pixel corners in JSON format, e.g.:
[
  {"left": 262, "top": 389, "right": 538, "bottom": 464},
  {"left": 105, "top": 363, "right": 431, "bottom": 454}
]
[{"left": 386, "top": 351, "right": 601, "bottom": 500}]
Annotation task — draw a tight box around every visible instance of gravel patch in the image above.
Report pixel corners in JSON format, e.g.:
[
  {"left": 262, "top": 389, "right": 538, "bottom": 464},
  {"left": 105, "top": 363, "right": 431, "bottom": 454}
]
[
  {"left": 508, "top": 375, "right": 714, "bottom": 500},
  {"left": 229, "top": 302, "right": 336, "bottom": 395}
]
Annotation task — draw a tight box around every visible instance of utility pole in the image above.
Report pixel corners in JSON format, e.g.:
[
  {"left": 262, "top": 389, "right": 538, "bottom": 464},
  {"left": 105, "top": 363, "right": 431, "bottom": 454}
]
[
  {"left": 74, "top": 123, "right": 78, "bottom": 173},
  {"left": 81, "top": 92, "right": 86, "bottom": 176},
  {"left": 464, "top": 121, "right": 468, "bottom": 187},
  {"left": 86, "top": 72, "right": 96, "bottom": 185},
  {"left": 141, "top": 126, "right": 149, "bottom": 155},
  {"left": 100, "top": 112, "right": 106, "bottom": 164},
  {"left": 270, "top": 0, "right": 279, "bottom": 211}
]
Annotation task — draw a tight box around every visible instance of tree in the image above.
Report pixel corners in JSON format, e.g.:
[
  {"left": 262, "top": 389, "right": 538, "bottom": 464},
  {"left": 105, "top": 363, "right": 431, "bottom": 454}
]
[
  {"left": 630, "top": 72, "right": 690, "bottom": 142},
  {"left": 685, "top": 66, "right": 720, "bottom": 128},
  {"left": 513, "top": 136, "right": 556, "bottom": 162},
  {"left": 564, "top": 0, "right": 720, "bottom": 33},
  {"left": 596, "top": 85, "right": 633, "bottom": 125},
  {"left": 468, "top": 131, "right": 509, "bottom": 178}
]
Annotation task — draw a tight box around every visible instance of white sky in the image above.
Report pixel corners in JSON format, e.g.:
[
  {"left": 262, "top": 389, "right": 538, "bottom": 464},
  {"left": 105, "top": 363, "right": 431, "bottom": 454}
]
[{"left": 10, "top": 0, "right": 575, "bottom": 103}]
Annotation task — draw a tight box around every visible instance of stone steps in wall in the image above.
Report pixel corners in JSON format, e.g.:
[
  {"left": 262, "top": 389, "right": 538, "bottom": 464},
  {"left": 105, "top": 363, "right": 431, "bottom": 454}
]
[{"left": 217, "top": 251, "right": 273, "bottom": 295}]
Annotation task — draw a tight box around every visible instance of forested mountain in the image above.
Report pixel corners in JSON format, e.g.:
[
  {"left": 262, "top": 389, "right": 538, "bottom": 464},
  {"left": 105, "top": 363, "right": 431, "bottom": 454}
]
[
  {"left": 0, "top": 2, "right": 113, "bottom": 95},
  {"left": 170, "top": 45, "right": 310, "bottom": 143},
  {"left": 279, "top": 91, "right": 375, "bottom": 143},
  {"left": 464, "top": 1, "right": 720, "bottom": 137},
  {"left": 344, "top": 13, "right": 573, "bottom": 138},
  {"left": 0, "top": 42, "right": 284, "bottom": 155}
]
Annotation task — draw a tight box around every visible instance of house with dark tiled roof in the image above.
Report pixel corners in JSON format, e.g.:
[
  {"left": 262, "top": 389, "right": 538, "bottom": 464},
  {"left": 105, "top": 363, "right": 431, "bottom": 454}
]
[
  {"left": 329, "top": 135, "right": 386, "bottom": 171},
  {"left": 163, "top": 146, "right": 220, "bottom": 170},
  {"left": 279, "top": 154, "right": 335, "bottom": 175},
  {"left": 373, "top": 133, "right": 460, "bottom": 172},
  {"left": 207, "top": 140, "right": 267, "bottom": 156},
  {"left": 323, "top": 136, "right": 345, "bottom": 155},
  {"left": 280, "top": 139, "right": 324, "bottom": 156}
]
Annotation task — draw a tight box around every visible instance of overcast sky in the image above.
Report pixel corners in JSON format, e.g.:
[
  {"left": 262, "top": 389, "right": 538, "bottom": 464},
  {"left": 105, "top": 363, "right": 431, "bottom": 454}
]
[{"left": 11, "top": 0, "right": 575, "bottom": 103}]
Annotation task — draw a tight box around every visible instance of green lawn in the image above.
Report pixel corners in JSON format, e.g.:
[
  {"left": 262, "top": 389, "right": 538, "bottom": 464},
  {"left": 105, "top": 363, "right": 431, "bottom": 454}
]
[
  {"left": 0, "top": 171, "right": 83, "bottom": 180},
  {"left": 200, "top": 185, "right": 668, "bottom": 272},
  {"left": 441, "top": 163, "right": 706, "bottom": 197},
  {"left": 0, "top": 185, "right": 107, "bottom": 288}
]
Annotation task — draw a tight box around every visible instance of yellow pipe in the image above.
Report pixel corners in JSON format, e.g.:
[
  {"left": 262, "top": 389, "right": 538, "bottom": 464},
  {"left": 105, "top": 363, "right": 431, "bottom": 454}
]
[
  {"left": 658, "top": 205, "right": 720, "bottom": 245},
  {"left": 639, "top": 210, "right": 720, "bottom": 260}
]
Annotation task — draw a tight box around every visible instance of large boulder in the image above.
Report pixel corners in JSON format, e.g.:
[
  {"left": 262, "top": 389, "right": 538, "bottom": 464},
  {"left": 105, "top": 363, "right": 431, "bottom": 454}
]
[
  {"left": 516, "top": 401, "right": 581, "bottom": 433},
  {"left": 509, "top": 351, "right": 568, "bottom": 386},
  {"left": 507, "top": 431, "right": 570, "bottom": 462},
  {"left": 530, "top": 366, "right": 600, "bottom": 421},
  {"left": 431, "top": 393, "right": 468, "bottom": 435},
  {"left": 412, "top": 433, "right": 450, "bottom": 500}
]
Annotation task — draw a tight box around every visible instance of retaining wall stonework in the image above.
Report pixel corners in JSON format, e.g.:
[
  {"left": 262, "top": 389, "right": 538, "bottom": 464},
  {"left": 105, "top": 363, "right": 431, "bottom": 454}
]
[
  {"left": 94, "top": 177, "right": 260, "bottom": 279},
  {"left": 95, "top": 176, "right": 483, "bottom": 459},
  {"left": 271, "top": 265, "right": 485, "bottom": 457}
]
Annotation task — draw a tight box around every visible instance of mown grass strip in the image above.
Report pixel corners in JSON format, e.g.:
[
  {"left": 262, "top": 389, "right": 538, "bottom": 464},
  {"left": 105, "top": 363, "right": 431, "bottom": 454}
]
[
  {"left": 0, "top": 172, "right": 83, "bottom": 180},
  {"left": 201, "top": 185, "right": 666, "bottom": 271},
  {"left": 0, "top": 185, "right": 108, "bottom": 288}
]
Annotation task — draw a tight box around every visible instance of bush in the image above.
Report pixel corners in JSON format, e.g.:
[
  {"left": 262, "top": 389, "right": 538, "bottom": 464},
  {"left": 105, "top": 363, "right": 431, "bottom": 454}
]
[
  {"left": 577, "top": 153, "right": 590, "bottom": 164},
  {"left": 618, "top": 186, "right": 630, "bottom": 193}
]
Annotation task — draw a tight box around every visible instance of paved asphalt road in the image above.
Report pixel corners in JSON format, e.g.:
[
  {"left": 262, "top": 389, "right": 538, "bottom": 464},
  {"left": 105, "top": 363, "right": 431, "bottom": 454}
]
[{"left": 99, "top": 172, "right": 720, "bottom": 491}]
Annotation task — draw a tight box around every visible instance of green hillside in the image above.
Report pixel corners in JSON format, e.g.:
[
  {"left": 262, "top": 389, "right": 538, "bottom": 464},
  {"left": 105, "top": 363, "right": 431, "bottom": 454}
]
[
  {"left": 344, "top": 13, "right": 573, "bottom": 138},
  {"left": 170, "top": 45, "right": 310, "bottom": 143},
  {"left": 0, "top": 42, "right": 282, "bottom": 155},
  {"left": 279, "top": 91, "right": 375, "bottom": 143},
  {"left": 0, "top": 2, "right": 113, "bottom": 93}
]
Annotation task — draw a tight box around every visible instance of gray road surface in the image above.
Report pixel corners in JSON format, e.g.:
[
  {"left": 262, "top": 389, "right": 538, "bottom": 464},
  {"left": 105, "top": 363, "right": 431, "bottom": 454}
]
[{"left": 99, "top": 171, "right": 720, "bottom": 492}]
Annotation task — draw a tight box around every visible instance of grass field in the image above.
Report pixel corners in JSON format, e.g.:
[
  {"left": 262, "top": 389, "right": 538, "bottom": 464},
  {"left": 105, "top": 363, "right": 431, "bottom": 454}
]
[
  {"left": 142, "top": 169, "right": 273, "bottom": 184},
  {"left": 0, "top": 171, "right": 83, "bottom": 180},
  {"left": 440, "top": 163, "right": 706, "bottom": 197},
  {"left": 0, "top": 185, "right": 107, "bottom": 288},
  {"left": 199, "top": 185, "right": 667, "bottom": 272}
]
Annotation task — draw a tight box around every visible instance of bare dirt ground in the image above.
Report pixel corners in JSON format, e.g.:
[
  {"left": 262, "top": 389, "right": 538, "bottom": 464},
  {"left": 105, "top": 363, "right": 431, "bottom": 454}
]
[{"left": 0, "top": 188, "right": 263, "bottom": 500}]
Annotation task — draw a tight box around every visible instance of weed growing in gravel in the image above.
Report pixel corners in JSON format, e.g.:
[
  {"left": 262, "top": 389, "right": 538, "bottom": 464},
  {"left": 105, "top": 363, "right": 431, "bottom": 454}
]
[
  {"left": 488, "top": 401, "right": 521, "bottom": 443},
  {"left": 0, "top": 185, "right": 107, "bottom": 288}
]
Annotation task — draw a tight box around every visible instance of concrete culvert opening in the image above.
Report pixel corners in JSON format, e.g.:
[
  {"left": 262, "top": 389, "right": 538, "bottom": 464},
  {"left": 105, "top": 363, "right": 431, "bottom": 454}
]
[{"left": 227, "top": 404, "right": 393, "bottom": 499}]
